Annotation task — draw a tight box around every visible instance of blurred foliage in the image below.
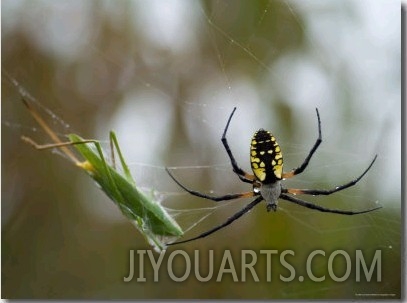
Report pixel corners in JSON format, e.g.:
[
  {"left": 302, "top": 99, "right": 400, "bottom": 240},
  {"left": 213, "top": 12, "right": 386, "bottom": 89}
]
[{"left": 2, "top": 0, "right": 400, "bottom": 299}]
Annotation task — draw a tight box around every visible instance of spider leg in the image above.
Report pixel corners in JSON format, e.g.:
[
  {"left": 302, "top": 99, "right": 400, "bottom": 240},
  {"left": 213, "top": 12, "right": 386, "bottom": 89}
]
[
  {"left": 222, "top": 107, "right": 255, "bottom": 184},
  {"left": 167, "top": 196, "right": 263, "bottom": 245},
  {"left": 280, "top": 194, "right": 382, "bottom": 215},
  {"left": 283, "top": 155, "right": 377, "bottom": 196},
  {"left": 282, "top": 108, "right": 322, "bottom": 179},
  {"left": 166, "top": 168, "right": 256, "bottom": 202}
]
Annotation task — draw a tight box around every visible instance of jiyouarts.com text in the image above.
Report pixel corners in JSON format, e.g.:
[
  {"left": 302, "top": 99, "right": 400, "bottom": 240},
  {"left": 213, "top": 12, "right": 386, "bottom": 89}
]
[{"left": 123, "top": 249, "right": 381, "bottom": 283}]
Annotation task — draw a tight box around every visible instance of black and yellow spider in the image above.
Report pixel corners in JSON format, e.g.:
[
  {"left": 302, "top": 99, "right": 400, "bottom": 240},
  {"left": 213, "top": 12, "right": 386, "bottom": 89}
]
[{"left": 166, "top": 107, "right": 381, "bottom": 245}]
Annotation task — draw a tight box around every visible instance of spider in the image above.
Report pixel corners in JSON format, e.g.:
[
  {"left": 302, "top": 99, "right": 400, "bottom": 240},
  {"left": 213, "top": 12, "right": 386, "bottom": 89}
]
[{"left": 166, "top": 107, "right": 381, "bottom": 245}]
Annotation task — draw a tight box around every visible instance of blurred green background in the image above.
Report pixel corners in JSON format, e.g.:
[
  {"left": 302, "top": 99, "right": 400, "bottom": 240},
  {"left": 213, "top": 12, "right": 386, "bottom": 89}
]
[{"left": 2, "top": 0, "right": 401, "bottom": 299}]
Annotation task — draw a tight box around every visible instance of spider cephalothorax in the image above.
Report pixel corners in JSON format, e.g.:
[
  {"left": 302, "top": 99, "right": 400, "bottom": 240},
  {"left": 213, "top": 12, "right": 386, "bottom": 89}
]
[{"left": 166, "top": 107, "right": 381, "bottom": 245}]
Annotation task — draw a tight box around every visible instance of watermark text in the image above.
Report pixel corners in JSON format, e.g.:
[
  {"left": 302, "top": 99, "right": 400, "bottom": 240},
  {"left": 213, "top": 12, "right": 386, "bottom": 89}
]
[{"left": 124, "top": 249, "right": 381, "bottom": 283}]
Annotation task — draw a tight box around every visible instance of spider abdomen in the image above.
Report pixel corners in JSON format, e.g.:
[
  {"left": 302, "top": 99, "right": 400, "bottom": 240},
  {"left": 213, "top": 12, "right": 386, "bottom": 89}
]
[{"left": 250, "top": 129, "right": 283, "bottom": 183}]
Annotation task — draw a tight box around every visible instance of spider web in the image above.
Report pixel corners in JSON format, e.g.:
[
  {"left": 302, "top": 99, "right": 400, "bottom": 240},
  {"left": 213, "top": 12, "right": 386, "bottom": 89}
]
[{"left": 2, "top": 0, "right": 401, "bottom": 299}]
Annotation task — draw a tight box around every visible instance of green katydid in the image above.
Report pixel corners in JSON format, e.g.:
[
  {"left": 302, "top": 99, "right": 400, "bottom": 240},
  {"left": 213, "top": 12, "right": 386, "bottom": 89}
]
[{"left": 21, "top": 98, "right": 183, "bottom": 252}]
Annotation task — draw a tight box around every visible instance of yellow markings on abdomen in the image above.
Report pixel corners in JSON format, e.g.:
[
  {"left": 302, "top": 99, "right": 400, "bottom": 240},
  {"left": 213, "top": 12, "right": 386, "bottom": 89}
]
[{"left": 250, "top": 129, "right": 283, "bottom": 183}]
